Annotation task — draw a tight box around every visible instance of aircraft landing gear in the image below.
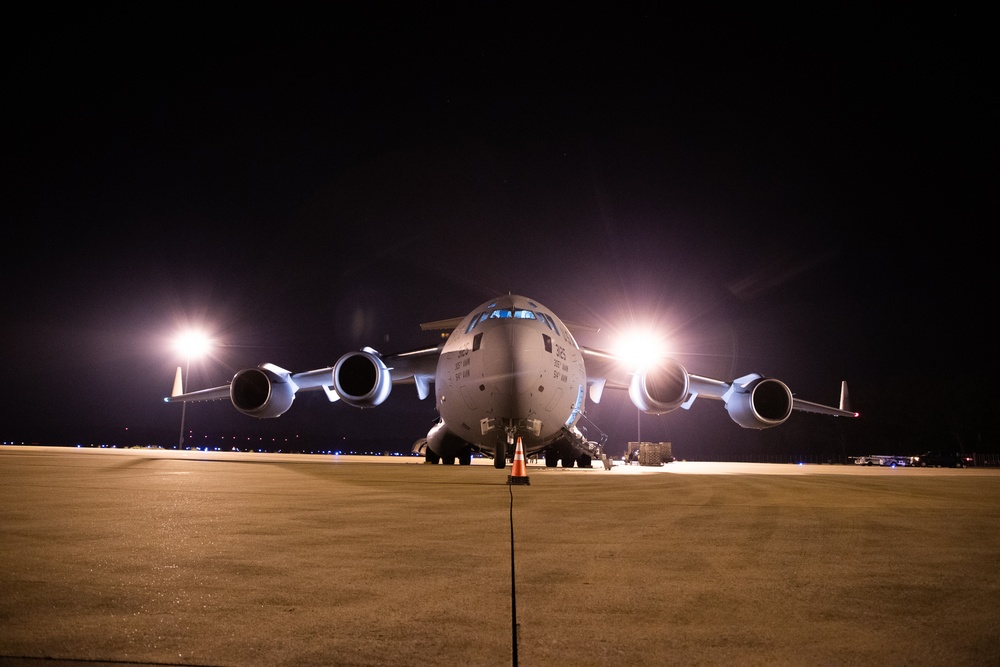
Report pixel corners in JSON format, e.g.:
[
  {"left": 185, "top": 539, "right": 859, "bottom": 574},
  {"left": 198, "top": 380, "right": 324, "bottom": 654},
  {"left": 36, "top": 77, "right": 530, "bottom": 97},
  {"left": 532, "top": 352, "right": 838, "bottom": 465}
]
[{"left": 493, "top": 440, "right": 507, "bottom": 469}]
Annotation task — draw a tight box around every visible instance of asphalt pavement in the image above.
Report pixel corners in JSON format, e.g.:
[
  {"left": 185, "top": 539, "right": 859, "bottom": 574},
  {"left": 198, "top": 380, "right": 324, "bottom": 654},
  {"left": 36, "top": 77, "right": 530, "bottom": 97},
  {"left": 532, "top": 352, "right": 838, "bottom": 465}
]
[{"left": 2, "top": 446, "right": 998, "bottom": 666}]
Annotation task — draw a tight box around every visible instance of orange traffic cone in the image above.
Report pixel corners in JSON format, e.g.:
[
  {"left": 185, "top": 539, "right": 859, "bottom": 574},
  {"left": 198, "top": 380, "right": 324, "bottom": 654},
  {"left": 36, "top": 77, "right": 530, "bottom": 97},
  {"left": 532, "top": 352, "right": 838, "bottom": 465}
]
[{"left": 508, "top": 437, "right": 530, "bottom": 485}]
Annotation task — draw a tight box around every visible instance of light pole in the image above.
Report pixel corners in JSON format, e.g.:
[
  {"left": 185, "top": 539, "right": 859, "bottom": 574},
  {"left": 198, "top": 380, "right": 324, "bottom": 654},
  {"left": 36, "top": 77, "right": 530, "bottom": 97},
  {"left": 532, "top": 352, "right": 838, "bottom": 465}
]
[
  {"left": 174, "top": 331, "right": 212, "bottom": 449},
  {"left": 178, "top": 355, "right": 190, "bottom": 448},
  {"left": 614, "top": 327, "right": 669, "bottom": 460}
]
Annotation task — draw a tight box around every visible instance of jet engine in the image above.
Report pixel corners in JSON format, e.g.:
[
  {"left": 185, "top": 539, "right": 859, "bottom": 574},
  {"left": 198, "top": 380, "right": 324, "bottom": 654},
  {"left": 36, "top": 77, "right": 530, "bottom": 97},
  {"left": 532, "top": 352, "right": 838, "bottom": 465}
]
[
  {"left": 333, "top": 348, "right": 392, "bottom": 408},
  {"left": 628, "top": 358, "right": 690, "bottom": 415},
  {"left": 725, "top": 376, "right": 793, "bottom": 428},
  {"left": 229, "top": 364, "right": 297, "bottom": 418}
]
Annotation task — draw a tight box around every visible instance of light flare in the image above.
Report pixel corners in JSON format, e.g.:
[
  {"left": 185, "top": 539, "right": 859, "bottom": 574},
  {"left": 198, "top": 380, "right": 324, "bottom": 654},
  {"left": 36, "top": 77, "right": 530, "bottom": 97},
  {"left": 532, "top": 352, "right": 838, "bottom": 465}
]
[
  {"left": 613, "top": 329, "right": 671, "bottom": 370},
  {"left": 174, "top": 331, "right": 213, "bottom": 358}
]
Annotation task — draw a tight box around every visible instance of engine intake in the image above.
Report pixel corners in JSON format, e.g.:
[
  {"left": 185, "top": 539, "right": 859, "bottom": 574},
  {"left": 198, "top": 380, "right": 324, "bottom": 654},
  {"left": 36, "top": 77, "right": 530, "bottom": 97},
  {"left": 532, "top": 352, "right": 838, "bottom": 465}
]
[
  {"left": 629, "top": 358, "right": 690, "bottom": 415},
  {"left": 229, "top": 364, "right": 296, "bottom": 418},
  {"left": 333, "top": 348, "right": 392, "bottom": 408},
  {"left": 725, "top": 377, "right": 793, "bottom": 428}
]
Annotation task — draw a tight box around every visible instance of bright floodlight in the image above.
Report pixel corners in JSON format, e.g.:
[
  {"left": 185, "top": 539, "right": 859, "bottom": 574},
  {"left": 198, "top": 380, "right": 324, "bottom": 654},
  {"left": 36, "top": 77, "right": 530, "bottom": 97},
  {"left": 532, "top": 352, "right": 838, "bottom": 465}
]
[
  {"left": 174, "top": 331, "right": 212, "bottom": 358},
  {"left": 614, "top": 329, "right": 670, "bottom": 370}
]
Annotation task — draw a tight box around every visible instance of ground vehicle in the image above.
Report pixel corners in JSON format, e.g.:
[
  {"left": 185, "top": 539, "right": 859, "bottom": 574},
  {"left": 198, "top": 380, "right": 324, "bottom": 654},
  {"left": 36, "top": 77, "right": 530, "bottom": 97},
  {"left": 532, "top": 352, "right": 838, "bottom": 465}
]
[
  {"left": 912, "top": 451, "right": 973, "bottom": 468},
  {"left": 852, "top": 455, "right": 913, "bottom": 467},
  {"left": 624, "top": 441, "right": 675, "bottom": 466}
]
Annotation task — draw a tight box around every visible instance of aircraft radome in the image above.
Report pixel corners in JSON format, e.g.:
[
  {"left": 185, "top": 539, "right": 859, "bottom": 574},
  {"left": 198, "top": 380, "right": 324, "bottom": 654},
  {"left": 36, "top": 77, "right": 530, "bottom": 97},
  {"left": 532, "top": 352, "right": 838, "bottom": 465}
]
[{"left": 165, "top": 294, "right": 858, "bottom": 470}]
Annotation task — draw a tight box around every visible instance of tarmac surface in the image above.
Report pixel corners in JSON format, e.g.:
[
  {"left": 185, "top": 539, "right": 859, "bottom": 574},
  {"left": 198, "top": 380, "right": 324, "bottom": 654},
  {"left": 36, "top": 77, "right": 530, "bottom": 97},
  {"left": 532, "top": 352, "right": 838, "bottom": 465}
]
[{"left": 1, "top": 445, "right": 999, "bottom": 666}]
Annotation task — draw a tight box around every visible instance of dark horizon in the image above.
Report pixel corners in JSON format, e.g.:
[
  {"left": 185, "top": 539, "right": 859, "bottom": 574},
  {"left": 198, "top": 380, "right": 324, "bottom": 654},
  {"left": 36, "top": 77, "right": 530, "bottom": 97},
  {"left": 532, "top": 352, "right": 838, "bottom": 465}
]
[{"left": 2, "top": 8, "right": 994, "bottom": 459}]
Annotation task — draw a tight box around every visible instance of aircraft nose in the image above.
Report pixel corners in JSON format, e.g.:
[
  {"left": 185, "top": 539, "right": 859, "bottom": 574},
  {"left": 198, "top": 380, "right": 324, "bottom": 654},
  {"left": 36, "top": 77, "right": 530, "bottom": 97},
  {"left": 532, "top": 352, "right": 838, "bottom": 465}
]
[
  {"left": 481, "top": 326, "right": 515, "bottom": 395},
  {"left": 481, "top": 324, "right": 541, "bottom": 397}
]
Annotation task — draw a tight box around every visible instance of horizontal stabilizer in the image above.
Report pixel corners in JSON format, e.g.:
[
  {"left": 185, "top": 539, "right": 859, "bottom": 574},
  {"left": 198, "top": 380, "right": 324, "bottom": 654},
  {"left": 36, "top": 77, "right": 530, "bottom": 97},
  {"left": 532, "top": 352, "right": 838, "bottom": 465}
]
[{"left": 419, "top": 317, "right": 464, "bottom": 331}]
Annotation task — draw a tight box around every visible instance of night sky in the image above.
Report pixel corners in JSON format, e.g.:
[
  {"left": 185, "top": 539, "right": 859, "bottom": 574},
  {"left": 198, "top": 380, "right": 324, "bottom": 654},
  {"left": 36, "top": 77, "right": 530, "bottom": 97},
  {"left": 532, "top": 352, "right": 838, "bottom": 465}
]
[{"left": 2, "top": 8, "right": 994, "bottom": 458}]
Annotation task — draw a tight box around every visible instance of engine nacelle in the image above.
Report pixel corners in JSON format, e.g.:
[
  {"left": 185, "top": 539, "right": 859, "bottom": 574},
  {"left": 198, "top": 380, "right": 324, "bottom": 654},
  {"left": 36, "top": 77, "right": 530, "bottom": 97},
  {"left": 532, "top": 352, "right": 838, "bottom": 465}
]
[
  {"left": 333, "top": 348, "right": 392, "bottom": 408},
  {"left": 629, "top": 358, "right": 690, "bottom": 415},
  {"left": 725, "top": 377, "right": 793, "bottom": 428},
  {"left": 229, "top": 365, "right": 297, "bottom": 418}
]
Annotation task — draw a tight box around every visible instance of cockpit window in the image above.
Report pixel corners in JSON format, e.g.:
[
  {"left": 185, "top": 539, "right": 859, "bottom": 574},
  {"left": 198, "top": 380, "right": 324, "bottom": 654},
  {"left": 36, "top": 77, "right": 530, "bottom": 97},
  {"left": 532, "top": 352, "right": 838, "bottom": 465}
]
[
  {"left": 465, "top": 311, "right": 488, "bottom": 333},
  {"left": 536, "top": 311, "right": 560, "bottom": 335},
  {"left": 465, "top": 307, "right": 546, "bottom": 333}
]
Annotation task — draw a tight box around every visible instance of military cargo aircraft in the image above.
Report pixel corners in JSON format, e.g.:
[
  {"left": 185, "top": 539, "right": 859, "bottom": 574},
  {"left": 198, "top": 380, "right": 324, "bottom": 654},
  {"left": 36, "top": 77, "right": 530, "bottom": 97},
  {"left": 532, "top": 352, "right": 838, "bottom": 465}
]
[{"left": 165, "top": 294, "right": 857, "bottom": 469}]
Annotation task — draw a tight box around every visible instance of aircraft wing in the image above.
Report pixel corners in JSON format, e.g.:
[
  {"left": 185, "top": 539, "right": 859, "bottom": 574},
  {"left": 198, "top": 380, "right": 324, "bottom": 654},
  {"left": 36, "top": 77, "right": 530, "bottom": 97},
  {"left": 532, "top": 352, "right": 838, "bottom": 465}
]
[
  {"left": 163, "top": 363, "right": 345, "bottom": 404},
  {"left": 381, "top": 345, "right": 442, "bottom": 399},
  {"left": 579, "top": 347, "right": 630, "bottom": 402},
  {"left": 581, "top": 346, "right": 857, "bottom": 427},
  {"left": 684, "top": 374, "right": 857, "bottom": 418},
  {"left": 792, "top": 380, "right": 855, "bottom": 417},
  {"left": 165, "top": 345, "right": 442, "bottom": 413}
]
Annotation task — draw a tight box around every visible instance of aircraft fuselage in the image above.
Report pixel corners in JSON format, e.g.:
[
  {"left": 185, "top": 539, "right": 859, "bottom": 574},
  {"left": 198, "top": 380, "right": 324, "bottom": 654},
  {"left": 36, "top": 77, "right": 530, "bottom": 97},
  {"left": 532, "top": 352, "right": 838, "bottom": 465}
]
[{"left": 432, "top": 295, "right": 587, "bottom": 463}]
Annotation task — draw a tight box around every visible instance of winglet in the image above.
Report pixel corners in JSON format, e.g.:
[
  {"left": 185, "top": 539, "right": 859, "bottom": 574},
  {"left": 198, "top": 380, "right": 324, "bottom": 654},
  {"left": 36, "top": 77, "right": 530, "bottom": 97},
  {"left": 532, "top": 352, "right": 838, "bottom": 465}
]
[
  {"left": 839, "top": 381, "right": 851, "bottom": 413},
  {"left": 171, "top": 366, "right": 184, "bottom": 397}
]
